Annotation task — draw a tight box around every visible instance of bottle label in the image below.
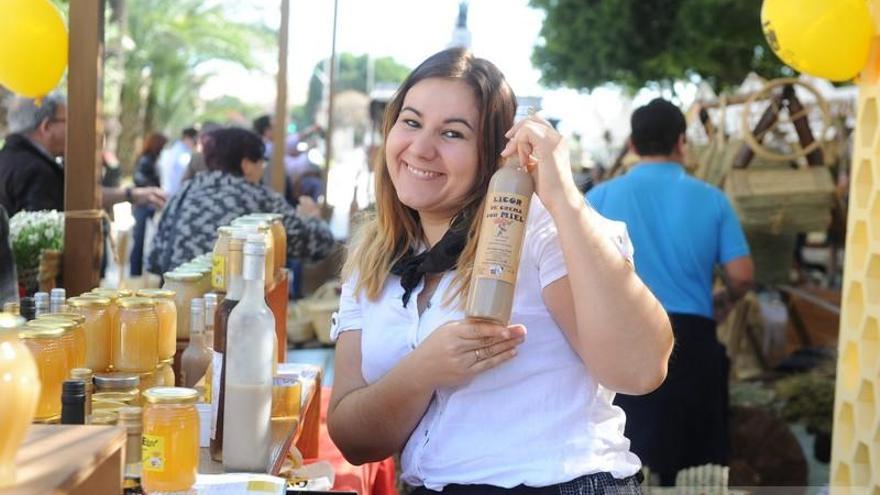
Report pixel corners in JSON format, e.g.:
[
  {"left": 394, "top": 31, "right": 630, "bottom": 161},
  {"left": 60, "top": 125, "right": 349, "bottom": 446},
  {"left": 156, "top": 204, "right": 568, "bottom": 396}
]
[
  {"left": 142, "top": 435, "right": 165, "bottom": 472},
  {"left": 474, "top": 192, "right": 530, "bottom": 284},
  {"left": 211, "top": 350, "right": 223, "bottom": 439},
  {"left": 212, "top": 255, "right": 226, "bottom": 290}
]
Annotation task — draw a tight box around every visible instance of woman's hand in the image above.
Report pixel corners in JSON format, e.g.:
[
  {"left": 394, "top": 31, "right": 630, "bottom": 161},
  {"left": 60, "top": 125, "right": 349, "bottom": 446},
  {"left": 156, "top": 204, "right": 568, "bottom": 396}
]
[
  {"left": 500, "top": 113, "right": 580, "bottom": 213},
  {"left": 410, "top": 320, "right": 526, "bottom": 390},
  {"left": 297, "top": 196, "right": 322, "bottom": 219}
]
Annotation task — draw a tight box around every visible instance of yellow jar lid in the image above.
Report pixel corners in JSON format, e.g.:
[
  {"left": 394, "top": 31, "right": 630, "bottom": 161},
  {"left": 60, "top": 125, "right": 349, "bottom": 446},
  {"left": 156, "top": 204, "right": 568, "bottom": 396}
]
[
  {"left": 117, "top": 297, "right": 155, "bottom": 309},
  {"left": 89, "top": 289, "right": 122, "bottom": 301},
  {"left": 94, "top": 391, "right": 138, "bottom": 404},
  {"left": 164, "top": 271, "right": 202, "bottom": 282},
  {"left": 27, "top": 319, "right": 77, "bottom": 331},
  {"left": 136, "top": 289, "right": 176, "bottom": 299},
  {"left": 144, "top": 387, "right": 199, "bottom": 405},
  {"left": 0, "top": 312, "right": 24, "bottom": 329},
  {"left": 19, "top": 325, "right": 65, "bottom": 339},
  {"left": 68, "top": 296, "right": 110, "bottom": 308},
  {"left": 92, "top": 287, "right": 133, "bottom": 297},
  {"left": 70, "top": 368, "right": 94, "bottom": 381},
  {"left": 38, "top": 312, "right": 86, "bottom": 325}
]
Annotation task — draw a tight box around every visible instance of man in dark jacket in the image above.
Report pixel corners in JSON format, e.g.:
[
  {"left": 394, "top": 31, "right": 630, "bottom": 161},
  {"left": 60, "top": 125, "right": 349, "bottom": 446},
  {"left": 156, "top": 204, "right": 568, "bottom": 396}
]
[
  {"left": 0, "top": 94, "right": 167, "bottom": 215},
  {"left": 0, "top": 94, "right": 66, "bottom": 214}
]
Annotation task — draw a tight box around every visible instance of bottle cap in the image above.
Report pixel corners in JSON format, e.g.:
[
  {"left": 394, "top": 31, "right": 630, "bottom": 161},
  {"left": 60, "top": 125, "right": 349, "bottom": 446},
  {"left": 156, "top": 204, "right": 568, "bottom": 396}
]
[{"left": 63, "top": 380, "right": 86, "bottom": 396}]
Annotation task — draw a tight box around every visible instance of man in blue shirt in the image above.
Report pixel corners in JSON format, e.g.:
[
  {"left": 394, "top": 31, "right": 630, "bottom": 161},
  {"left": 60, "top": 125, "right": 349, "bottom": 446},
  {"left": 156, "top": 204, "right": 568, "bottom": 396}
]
[{"left": 588, "top": 98, "right": 753, "bottom": 485}]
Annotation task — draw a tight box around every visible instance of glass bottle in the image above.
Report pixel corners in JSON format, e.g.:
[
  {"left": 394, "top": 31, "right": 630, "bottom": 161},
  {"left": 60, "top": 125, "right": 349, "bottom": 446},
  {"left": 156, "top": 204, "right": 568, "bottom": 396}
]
[
  {"left": 50, "top": 288, "right": 67, "bottom": 313},
  {"left": 466, "top": 155, "right": 534, "bottom": 324},
  {"left": 222, "top": 234, "right": 275, "bottom": 472},
  {"left": 0, "top": 315, "right": 40, "bottom": 487},
  {"left": 33, "top": 292, "right": 49, "bottom": 317},
  {"left": 162, "top": 272, "right": 202, "bottom": 340},
  {"left": 117, "top": 406, "right": 143, "bottom": 495},
  {"left": 19, "top": 297, "right": 35, "bottom": 321},
  {"left": 210, "top": 235, "right": 243, "bottom": 462},
  {"left": 68, "top": 296, "right": 112, "bottom": 373},
  {"left": 204, "top": 293, "right": 217, "bottom": 350},
  {"left": 70, "top": 368, "right": 94, "bottom": 421},
  {"left": 61, "top": 380, "right": 86, "bottom": 425},
  {"left": 142, "top": 387, "right": 199, "bottom": 493},
  {"left": 180, "top": 298, "right": 211, "bottom": 392}
]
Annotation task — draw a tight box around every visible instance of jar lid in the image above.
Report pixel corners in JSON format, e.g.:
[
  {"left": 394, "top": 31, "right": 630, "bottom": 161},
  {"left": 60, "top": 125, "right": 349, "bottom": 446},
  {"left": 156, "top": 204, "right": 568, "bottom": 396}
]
[
  {"left": 164, "top": 271, "right": 202, "bottom": 282},
  {"left": 18, "top": 326, "right": 65, "bottom": 339},
  {"left": 117, "top": 406, "right": 143, "bottom": 423},
  {"left": 27, "top": 319, "right": 76, "bottom": 331},
  {"left": 143, "top": 387, "right": 199, "bottom": 405},
  {"left": 136, "top": 289, "right": 176, "bottom": 299},
  {"left": 92, "top": 288, "right": 133, "bottom": 297},
  {"left": 94, "top": 372, "right": 140, "bottom": 389},
  {"left": 0, "top": 312, "right": 24, "bottom": 329},
  {"left": 93, "top": 391, "right": 137, "bottom": 404},
  {"left": 117, "top": 297, "right": 156, "bottom": 309},
  {"left": 38, "top": 312, "right": 86, "bottom": 325},
  {"left": 89, "top": 289, "right": 122, "bottom": 300},
  {"left": 70, "top": 368, "right": 94, "bottom": 381},
  {"left": 92, "top": 400, "right": 129, "bottom": 412},
  {"left": 89, "top": 409, "right": 118, "bottom": 424},
  {"left": 68, "top": 296, "right": 110, "bottom": 308}
]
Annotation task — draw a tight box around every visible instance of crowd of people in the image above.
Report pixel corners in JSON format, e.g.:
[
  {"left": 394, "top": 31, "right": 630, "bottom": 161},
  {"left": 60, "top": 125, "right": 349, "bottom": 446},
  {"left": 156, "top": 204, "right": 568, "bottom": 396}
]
[{"left": 0, "top": 46, "right": 760, "bottom": 493}]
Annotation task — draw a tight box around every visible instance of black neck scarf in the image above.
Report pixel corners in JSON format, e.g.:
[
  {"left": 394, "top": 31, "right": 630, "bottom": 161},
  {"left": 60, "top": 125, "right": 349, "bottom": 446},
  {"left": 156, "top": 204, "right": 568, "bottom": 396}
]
[{"left": 389, "top": 214, "right": 471, "bottom": 308}]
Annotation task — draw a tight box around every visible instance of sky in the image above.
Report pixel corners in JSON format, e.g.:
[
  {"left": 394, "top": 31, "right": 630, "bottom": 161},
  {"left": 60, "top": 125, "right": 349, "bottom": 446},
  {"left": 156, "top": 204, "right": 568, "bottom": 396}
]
[{"left": 197, "top": 0, "right": 669, "bottom": 158}]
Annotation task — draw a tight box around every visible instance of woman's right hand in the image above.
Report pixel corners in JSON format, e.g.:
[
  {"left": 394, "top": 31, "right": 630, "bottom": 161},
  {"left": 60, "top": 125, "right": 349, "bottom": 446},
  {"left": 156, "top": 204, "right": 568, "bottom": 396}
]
[{"left": 410, "top": 320, "right": 526, "bottom": 389}]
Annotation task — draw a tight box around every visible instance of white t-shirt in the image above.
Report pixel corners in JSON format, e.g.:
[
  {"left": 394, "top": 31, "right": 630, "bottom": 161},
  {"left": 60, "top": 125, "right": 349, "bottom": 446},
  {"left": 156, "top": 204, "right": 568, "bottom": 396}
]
[{"left": 331, "top": 197, "right": 640, "bottom": 490}]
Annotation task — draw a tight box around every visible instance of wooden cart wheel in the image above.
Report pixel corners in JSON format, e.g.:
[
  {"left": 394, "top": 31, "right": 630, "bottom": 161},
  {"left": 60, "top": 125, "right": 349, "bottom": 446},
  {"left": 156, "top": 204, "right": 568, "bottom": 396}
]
[{"left": 741, "top": 77, "right": 832, "bottom": 163}]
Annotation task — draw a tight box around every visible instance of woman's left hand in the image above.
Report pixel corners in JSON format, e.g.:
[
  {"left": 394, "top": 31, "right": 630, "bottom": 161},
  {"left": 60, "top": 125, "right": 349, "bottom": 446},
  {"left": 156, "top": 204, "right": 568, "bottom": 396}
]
[{"left": 500, "top": 113, "right": 578, "bottom": 212}]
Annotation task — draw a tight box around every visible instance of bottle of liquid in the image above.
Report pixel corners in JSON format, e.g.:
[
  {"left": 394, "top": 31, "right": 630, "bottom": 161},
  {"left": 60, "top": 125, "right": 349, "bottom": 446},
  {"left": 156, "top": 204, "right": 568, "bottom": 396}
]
[
  {"left": 19, "top": 297, "right": 35, "bottom": 321},
  {"left": 61, "top": 380, "right": 86, "bottom": 425},
  {"left": 222, "top": 234, "right": 276, "bottom": 472},
  {"left": 209, "top": 234, "right": 244, "bottom": 462},
  {"left": 466, "top": 156, "right": 534, "bottom": 324},
  {"left": 180, "top": 298, "right": 211, "bottom": 392},
  {"left": 204, "top": 293, "right": 217, "bottom": 350},
  {"left": 50, "top": 288, "right": 67, "bottom": 313},
  {"left": 33, "top": 292, "right": 49, "bottom": 317},
  {"left": 70, "top": 368, "right": 94, "bottom": 422}
]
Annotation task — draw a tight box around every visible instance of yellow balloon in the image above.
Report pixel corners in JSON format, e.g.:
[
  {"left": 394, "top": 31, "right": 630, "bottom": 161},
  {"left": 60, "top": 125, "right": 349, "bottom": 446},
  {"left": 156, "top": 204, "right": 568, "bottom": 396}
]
[
  {"left": 761, "top": 0, "right": 875, "bottom": 82},
  {"left": 0, "top": 0, "right": 68, "bottom": 98}
]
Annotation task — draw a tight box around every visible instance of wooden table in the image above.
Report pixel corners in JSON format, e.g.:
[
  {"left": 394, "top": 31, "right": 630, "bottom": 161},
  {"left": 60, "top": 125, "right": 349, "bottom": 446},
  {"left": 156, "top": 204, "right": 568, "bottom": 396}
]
[
  {"left": 1, "top": 425, "right": 125, "bottom": 495},
  {"left": 199, "top": 364, "right": 322, "bottom": 476}
]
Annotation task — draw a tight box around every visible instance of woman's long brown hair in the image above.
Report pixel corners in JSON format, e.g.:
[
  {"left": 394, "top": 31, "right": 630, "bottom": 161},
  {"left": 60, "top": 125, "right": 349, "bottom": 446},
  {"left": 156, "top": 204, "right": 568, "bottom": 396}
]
[{"left": 342, "top": 47, "right": 517, "bottom": 305}]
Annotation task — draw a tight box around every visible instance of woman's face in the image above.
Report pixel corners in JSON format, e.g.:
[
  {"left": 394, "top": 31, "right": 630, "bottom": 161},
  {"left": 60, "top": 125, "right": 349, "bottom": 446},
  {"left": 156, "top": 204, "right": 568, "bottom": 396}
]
[
  {"left": 241, "top": 157, "right": 265, "bottom": 183},
  {"left": 385, "top": 77, "right": 480, "bottom": 223}
]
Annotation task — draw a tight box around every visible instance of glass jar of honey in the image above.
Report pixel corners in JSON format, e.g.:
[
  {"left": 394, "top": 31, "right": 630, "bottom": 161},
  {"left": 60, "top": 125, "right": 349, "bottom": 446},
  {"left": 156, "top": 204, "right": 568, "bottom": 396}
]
[
  {"left": 34, "top": 315, "right": 87, "bottom": 369},
  {"left": 0, "top": 315, "right": 40, "bottom": 487},
  {"left": 136, "top": 289, "right": 177, "bottom": 362},
  {"left": 162, "top": 272, "right": 201, "bottom": 340},
  {"left": 67, "top": 297, "right": 112, "bottom": 372},
  {"left": 142, "top": 387, "right": 199, "bottom": 493},
  {"left": 246, "top": 213, "right": 287, "bottom": 273},
  {"left": 114, "top": 298, "right": 159, "bottom": 373},
  {"left": 19, "top": 326, "right": 68, "bottom": 421},
  {"left": 156, "top": 360, "right": 176, "bottom": 387},
  {"left": 94, "top": 372, "right": 141, "bottom": 405},
  {"left": 212, "top": 226, "right": 234, "bottom": 292},
  {"left": 26, "top": 319, "right": 79, "bottom": 374}
]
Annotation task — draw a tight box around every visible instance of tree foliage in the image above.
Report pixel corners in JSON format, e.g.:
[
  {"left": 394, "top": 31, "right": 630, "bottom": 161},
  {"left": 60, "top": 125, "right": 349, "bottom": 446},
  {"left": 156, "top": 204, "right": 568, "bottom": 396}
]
[
  {"left": 302, "top": 53, "right": 409, "bottom": 127},
  {"left": 529, "top": 0, "right": 790, "bottom": 92}
]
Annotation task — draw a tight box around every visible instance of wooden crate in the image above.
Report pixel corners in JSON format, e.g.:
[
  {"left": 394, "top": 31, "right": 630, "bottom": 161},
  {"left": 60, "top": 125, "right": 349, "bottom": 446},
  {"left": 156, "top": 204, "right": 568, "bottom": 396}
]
[{"left": 3, "top": 425, "right": 125, "bottom": 495}]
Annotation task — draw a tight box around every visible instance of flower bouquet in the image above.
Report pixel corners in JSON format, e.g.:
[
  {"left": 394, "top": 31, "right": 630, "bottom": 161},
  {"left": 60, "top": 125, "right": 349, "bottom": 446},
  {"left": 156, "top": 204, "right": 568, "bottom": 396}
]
[{"left": 9, "top": 210, "right": 64, "bottom": 295}]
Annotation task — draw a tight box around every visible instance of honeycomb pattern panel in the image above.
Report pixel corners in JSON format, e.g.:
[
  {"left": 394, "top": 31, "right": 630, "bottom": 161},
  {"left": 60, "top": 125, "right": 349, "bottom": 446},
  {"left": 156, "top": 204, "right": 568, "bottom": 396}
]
[
  {"left": 833, "top": 10, "right": 880, "bottom": 494},
  {"left": 860, "top": 97, "right": 878, "bottom": 148},
  {"left": 854, "top": 159, "right": 874, "bottom": 209}
]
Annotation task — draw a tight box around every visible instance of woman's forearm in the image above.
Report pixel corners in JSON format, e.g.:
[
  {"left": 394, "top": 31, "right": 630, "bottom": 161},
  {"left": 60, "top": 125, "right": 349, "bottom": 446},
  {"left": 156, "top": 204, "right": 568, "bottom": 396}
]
[
  {"left": 548, "top": 187, "right": 673, "bottom": 394},
  {"left": 328, "top": 351, "right": 435, "bottom": 465}
]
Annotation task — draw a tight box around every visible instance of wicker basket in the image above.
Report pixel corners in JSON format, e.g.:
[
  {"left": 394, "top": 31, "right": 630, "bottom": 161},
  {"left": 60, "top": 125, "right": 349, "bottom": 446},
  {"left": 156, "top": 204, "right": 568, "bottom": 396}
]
[
  {"left": 286, "top": 300, "right": 315, "bottom": 344},
  {"left": 302, "top": 280, "right": 341, "bottom": 345},
  {"left": 18, "top": 249, "right": 62, "bottom": 295}
]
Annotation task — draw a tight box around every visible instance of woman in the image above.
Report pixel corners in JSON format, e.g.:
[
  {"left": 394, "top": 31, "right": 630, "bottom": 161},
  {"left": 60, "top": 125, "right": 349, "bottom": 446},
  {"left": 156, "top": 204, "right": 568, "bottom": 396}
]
[
  {"left": 130, "top": 132, "right": 168, "bottom": 276},
  {"left": 327, "top": 48, "right": 674, "bottom": 494},
  {"left": 146, "top": 127, "right": 334, "bottom": 275}
]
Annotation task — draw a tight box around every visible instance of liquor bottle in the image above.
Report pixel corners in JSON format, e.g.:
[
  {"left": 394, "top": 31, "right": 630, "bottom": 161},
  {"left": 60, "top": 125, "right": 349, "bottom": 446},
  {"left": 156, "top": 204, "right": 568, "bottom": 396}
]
[
  {"left": 209, "top": 233, "right": 244, "bottom": 462},
  {"left": 180, "top": 299, "right": 211, "bottom": 392},
  {"left": 222, "top": 234, "right": 276, "bottom": 472},
  {"left": 465, "top": 156, "right": 534, "bottom": 324}
]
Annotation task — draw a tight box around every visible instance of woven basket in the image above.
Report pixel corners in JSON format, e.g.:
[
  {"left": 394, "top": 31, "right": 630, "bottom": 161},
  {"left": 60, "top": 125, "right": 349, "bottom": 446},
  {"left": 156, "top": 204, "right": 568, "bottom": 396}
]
[
  {"left": 18, "top": 249, "right": 62, "bottom": 295},
  {"left": 302, "top": 280, "right": 341, "bottom": 345},
  {"left": 286, "top": 300, "right": 315, "bottom": 344}
]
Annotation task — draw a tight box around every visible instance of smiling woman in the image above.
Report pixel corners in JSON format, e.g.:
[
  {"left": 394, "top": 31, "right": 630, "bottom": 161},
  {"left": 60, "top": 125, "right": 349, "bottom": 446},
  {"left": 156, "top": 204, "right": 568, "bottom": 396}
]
[{"left": 327, "top": 47, "right": 673, "bottom": 495}]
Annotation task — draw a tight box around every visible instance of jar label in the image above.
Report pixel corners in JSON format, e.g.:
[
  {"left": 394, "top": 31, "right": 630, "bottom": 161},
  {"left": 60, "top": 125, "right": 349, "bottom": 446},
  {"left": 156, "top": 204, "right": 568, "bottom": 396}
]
[
  {"left": 212, "top": 255, "right": 226, "bottom": 290},
  {"left": 474, "top": 192, "right": 531, "bottom": 284},
  {"left": 142, "top": 434, "right": 165, "bottom": 472}
]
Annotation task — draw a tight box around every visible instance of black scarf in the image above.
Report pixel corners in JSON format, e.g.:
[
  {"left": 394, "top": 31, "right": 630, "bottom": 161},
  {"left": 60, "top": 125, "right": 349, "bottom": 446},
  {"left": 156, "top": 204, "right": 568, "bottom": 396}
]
[{"left": 390, "top": 214, "right": 471, "bottom": 307}]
